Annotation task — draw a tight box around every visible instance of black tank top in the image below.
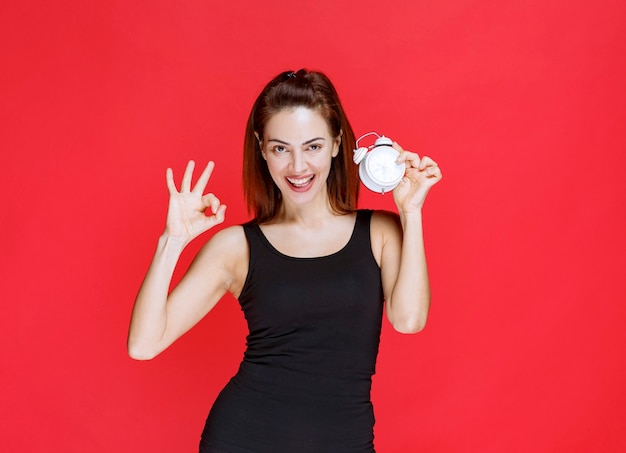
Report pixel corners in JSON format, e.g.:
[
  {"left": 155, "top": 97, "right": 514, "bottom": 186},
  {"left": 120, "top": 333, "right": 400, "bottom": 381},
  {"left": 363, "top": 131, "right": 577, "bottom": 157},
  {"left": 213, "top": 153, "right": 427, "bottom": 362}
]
[{"left": 200, "top": 210, "right": 384, "bottom": 453}]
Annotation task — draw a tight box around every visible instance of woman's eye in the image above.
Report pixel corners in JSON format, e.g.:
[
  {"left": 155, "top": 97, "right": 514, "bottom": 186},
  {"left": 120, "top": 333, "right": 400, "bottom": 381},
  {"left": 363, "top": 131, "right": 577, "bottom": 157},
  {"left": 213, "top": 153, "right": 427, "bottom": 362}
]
[
  {"left": 273, "top": 146, "right": 287, "bottom": 154},
  {"left": 308, "top": 144, "right": 321, "bottom": 151}
]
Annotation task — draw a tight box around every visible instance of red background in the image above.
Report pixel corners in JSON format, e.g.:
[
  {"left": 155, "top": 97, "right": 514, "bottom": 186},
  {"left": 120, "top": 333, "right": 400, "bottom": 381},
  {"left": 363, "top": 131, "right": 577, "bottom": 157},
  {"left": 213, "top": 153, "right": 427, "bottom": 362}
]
[{"left": 2, "top": 1, "right": 625, "bottom": 451}]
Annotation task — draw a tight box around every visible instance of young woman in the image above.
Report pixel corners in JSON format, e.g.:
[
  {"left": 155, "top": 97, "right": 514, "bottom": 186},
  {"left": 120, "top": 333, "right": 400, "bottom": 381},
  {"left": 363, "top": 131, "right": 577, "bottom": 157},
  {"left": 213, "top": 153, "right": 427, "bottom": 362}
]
[{"left": 128, "top": 69, "right": 442, "bottom": 452}]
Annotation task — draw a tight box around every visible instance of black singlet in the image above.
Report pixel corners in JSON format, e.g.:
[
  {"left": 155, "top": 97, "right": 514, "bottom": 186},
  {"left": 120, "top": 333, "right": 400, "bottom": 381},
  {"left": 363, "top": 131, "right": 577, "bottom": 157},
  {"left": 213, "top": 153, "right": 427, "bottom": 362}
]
[{"left": 200, "top": 210, "right": 384, "bottom": 453}]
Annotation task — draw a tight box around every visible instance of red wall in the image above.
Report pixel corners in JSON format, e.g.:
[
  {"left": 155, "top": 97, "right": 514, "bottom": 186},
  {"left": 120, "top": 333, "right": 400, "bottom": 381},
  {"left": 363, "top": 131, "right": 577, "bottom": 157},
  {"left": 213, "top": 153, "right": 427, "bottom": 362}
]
[{"left": 2, "top": 1, "right": 625, "bottom": 451}]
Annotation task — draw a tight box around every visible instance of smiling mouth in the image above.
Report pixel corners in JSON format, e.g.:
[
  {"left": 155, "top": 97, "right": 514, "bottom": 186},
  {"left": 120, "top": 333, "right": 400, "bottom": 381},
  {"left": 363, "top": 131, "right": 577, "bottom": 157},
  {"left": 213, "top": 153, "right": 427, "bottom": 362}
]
[{"left": 286, "top": 175, "right": 315, "bottom": 189}]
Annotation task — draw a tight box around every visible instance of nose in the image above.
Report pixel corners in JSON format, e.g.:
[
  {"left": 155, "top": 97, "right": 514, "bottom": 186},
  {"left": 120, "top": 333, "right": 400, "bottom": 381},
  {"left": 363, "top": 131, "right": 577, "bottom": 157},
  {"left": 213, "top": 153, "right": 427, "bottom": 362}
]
[{"left": 290, "top": 149, "right": 307, "bottom": 173}]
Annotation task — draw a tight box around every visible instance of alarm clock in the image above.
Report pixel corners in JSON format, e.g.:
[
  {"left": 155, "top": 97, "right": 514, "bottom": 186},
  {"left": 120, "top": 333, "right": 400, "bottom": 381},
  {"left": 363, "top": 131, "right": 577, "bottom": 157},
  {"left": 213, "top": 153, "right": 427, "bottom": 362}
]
[{"left": 353, "top": 134, "right": 406, "bottom": 194}]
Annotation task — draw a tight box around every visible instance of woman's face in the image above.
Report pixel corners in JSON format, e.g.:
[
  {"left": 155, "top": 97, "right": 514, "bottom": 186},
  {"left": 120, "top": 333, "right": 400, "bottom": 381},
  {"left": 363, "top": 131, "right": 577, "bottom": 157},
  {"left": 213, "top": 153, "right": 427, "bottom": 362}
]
[{"left": 260, "top": 107, "right": 340, "bottom": 209}]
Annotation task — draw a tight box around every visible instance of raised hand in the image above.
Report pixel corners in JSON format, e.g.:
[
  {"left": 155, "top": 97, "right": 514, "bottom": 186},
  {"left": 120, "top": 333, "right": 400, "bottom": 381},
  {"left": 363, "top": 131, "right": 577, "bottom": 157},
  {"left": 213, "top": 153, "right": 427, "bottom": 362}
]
[
  {"left": 164, "top": 160, "right": 226, "bottom": 244},
  {"left": 392, "top": 142, "right": 442, "bottom": 214}
]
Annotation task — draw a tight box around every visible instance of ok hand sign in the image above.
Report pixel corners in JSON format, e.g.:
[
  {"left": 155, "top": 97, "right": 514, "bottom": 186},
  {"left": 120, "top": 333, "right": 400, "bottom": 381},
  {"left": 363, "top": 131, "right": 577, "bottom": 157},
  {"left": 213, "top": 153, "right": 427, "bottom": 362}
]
[{"left": 164, "top": 161, "right": 226, "bottom": 245}]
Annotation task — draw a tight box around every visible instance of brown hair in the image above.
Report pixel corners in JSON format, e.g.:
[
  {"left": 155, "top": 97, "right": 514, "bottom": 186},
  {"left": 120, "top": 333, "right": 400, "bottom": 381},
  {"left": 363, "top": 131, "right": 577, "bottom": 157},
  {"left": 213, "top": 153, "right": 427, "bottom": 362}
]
[{"left": 243, "top": 69, "right": 359, "bottom": 223}]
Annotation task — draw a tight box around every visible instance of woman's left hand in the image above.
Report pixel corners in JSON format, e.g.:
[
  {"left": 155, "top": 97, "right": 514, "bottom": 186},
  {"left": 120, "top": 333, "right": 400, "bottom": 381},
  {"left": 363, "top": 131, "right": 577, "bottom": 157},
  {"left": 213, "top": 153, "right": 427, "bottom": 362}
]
[{"left": 392, "top": 142, "right": 442, "bottom": 213}]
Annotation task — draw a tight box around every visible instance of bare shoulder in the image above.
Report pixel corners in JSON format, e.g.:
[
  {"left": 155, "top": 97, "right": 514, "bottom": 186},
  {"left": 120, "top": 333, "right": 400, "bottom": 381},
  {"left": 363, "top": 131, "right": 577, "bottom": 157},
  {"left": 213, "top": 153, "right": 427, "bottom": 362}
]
[
  {"left": 370, "top": 210, "right": 402, "bottom": 265},
  {"left": 194, "top": 225, "right": 250, "bottom": 296},
  {"left": 207, "top": 225, "right": 247, "bottom": 249},
  {"left": 194, "top": 225, "right": 246, "bottom": 256},
  {"left": 371, "top": 210, "right": 402, "bottom": 237}
]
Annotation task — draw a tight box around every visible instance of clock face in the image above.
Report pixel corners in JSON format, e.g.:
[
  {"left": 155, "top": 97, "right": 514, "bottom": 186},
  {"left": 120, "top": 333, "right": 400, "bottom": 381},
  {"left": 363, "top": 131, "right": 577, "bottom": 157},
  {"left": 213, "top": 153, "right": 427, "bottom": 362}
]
[{"left": 366, "top": 146, "right": 405, "bottom": 185}]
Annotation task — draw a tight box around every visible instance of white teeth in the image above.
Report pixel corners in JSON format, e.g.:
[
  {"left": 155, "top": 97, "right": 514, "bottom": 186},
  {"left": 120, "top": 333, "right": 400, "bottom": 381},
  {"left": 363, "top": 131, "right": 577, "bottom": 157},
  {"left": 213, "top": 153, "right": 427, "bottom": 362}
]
[{"left": 287, "top": 176, "right": 314, "bottom": 187}]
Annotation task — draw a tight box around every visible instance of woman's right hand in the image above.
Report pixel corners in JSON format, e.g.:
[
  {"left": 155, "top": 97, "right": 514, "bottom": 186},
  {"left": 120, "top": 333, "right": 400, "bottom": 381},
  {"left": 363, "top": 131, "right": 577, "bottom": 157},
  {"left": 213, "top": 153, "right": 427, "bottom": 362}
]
[{"left": 164, "top": 160, "right": 226, "bottom": 245}]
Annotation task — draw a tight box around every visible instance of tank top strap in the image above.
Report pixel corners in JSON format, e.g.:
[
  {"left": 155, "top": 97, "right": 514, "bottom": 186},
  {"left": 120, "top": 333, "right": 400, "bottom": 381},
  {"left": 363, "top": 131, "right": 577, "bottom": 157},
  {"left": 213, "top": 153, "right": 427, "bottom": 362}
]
[
  {"left": 242, "top": 220, "right": 261, "bottom": 247},
  {"left": 348, "top": 209, "right": 373, "bottom": 252},
  {"left": 241, "top": 220, "right": 265, "bottom": 267}
]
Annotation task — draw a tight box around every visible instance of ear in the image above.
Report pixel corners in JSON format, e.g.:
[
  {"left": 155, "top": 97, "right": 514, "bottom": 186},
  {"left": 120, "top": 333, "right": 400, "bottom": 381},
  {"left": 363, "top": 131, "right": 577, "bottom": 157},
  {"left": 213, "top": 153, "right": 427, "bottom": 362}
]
[{"left": 332, "top": 131, "right": 342, "bottom": 157}]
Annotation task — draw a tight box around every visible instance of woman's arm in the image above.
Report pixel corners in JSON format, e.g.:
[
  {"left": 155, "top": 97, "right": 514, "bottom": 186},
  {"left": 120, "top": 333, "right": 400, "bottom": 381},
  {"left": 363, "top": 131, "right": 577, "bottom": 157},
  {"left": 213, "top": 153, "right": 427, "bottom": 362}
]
[
  {"left": 376, "top": 210, "right": 430, "bottom": 333},
  {"left": 127, "top": 227, "right": 246, "bottom": 360},
  {"left": 377, "top": 143, "right": 442, "bottom": 334},
  {"left": 127, "top": 161, "right": 239, "bottom": 360}
]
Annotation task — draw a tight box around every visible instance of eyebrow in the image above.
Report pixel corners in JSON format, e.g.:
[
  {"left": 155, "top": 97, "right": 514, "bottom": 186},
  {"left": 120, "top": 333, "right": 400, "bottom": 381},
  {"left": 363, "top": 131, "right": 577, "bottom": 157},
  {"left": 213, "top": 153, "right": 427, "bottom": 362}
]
[{"left": 267, "top": 137, "right": 326, "bottom": 146}]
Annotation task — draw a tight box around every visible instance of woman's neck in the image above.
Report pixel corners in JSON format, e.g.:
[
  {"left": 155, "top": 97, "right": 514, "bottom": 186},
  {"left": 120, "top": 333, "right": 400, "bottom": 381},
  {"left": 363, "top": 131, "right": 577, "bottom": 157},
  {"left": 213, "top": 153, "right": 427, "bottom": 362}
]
[{"left": 274, "top": 197, "right": 338, "bottom": 226}]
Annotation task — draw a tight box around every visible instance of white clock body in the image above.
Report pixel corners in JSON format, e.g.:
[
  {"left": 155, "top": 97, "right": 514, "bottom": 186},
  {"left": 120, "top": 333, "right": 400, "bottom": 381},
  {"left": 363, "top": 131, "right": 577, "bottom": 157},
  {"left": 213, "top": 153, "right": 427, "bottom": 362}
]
[{"left": 354, "top": 136, "right": 406, "bottom": 194}]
